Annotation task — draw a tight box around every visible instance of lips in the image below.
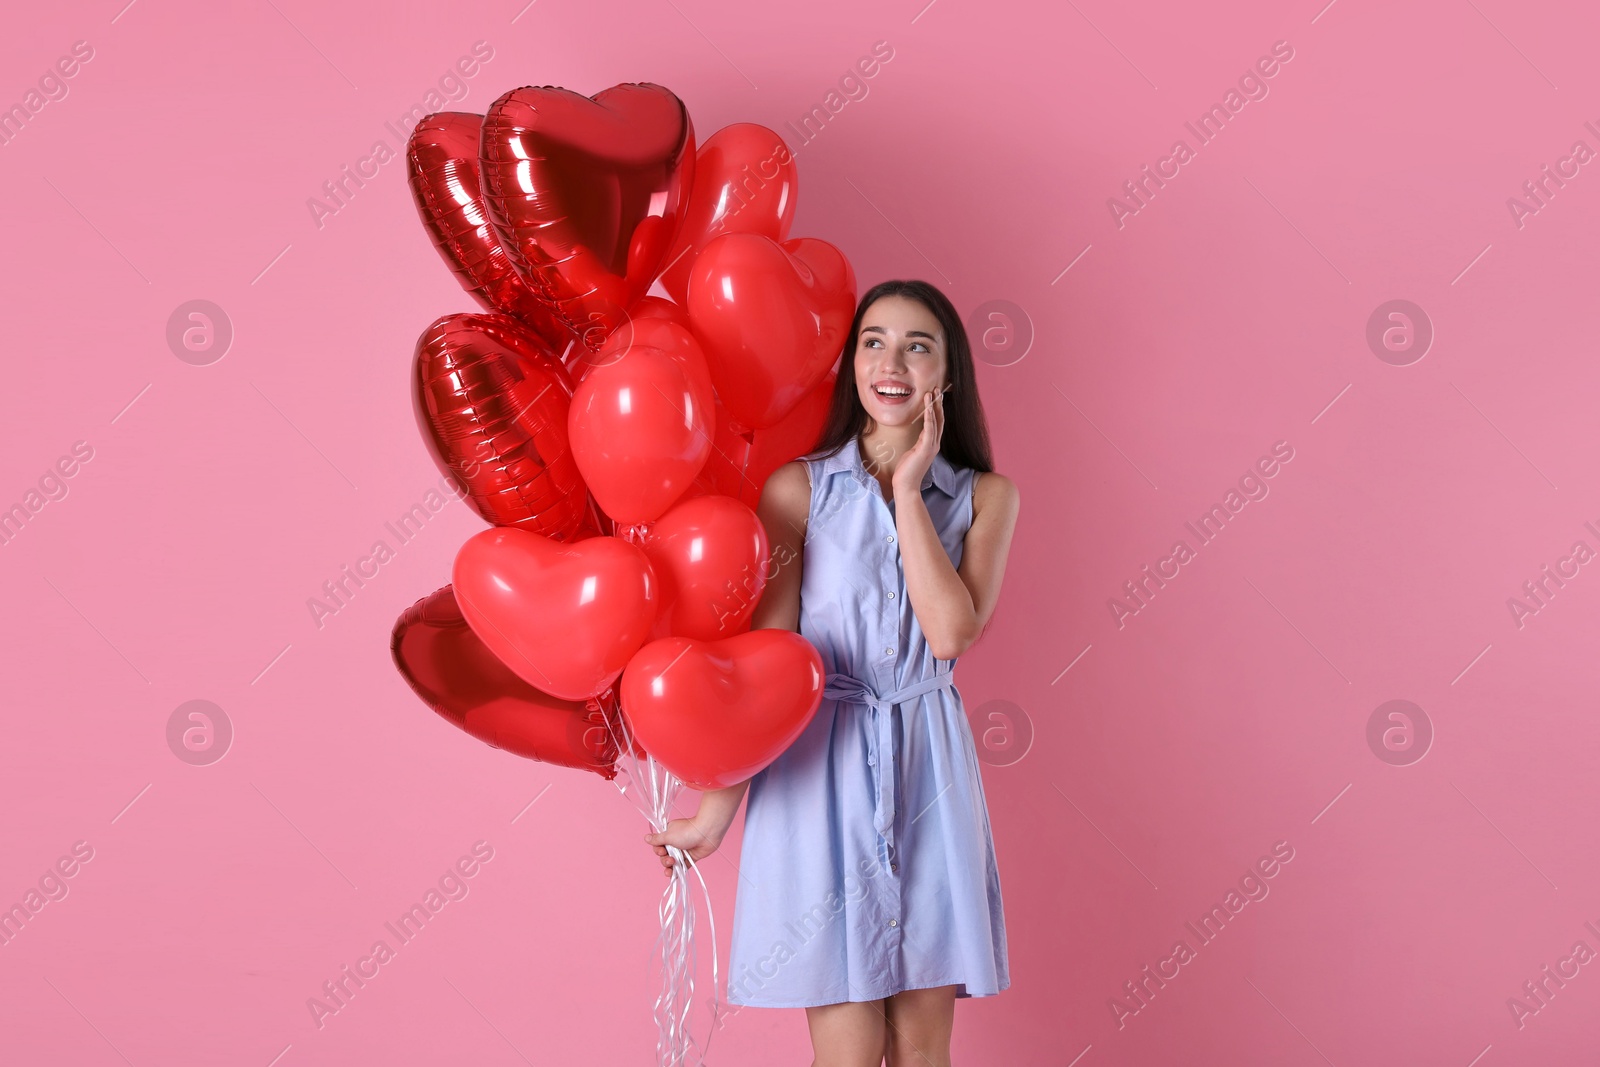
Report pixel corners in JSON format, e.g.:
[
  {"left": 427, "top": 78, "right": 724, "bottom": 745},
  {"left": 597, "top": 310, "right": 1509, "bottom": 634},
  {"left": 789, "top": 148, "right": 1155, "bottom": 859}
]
[{"left": 872, "top": 379, "right": 913, "bottom": 403}]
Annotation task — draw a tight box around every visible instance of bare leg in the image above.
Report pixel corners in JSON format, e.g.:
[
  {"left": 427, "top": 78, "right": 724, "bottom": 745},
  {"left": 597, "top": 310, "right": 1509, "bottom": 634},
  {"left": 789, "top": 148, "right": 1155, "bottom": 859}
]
[
  {"left": 883, "top": 985, "right": 956, "bottom": 1067},
  {"left": 805, "top": 997, "right": 889, "bottom": 1067}
]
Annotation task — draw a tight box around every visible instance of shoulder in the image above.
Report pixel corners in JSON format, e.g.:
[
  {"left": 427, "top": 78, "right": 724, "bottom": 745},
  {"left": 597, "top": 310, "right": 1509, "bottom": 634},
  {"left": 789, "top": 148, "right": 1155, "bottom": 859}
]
[
  {"left": 758, "top": 460, "right": 812, "bottom": 527},
  {"left": 970, "top": 470, "right": 1019, "bottom": 521}
]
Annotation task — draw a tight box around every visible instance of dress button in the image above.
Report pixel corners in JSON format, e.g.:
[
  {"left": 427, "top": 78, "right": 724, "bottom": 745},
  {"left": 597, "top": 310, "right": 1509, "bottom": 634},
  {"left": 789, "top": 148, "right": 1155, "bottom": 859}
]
[
  {"left": 885, "top": 647, "right": 895, "bottom": 656},
  {"left": 886, "top": 534, "right": 895, "bottom": 543},
  {"left": 886, "top": 591, "right": 895, "bottom": 599},
  {"left": 888, "top": 918, "right": 898, "bottom": 927},
  {"left": 890, "top": 862, "right": 898, "bottom": 872}
]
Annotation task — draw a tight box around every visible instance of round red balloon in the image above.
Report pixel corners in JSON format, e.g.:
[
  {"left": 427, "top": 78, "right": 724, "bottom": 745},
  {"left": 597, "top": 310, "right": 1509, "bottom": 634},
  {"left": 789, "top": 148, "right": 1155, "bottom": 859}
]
[
  {"left": 639, "top": 494, "right": 769, "bottom": 642},
  {"left": 658, "top": 123, "right": 797, "bottom": 307}
]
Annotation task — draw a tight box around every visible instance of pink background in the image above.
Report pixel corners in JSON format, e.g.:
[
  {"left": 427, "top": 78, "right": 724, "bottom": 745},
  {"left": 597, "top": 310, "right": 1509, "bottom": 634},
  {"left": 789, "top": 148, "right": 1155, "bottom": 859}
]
[{"left": 3, "top": 0, "right": 1598, "bottom": 1063}]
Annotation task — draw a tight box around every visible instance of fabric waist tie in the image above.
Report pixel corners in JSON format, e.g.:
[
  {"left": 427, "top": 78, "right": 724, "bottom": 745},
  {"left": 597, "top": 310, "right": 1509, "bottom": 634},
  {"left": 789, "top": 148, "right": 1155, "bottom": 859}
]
[{"left": 821, "top": 668, "right": 957, "bottom": 866}]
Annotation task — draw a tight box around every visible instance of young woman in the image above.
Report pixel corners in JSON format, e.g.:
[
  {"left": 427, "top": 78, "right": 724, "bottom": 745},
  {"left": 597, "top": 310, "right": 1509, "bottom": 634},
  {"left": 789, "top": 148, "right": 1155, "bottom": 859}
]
[{"left": 645, "top": 279, "right": 1020, "bottom": 1066}]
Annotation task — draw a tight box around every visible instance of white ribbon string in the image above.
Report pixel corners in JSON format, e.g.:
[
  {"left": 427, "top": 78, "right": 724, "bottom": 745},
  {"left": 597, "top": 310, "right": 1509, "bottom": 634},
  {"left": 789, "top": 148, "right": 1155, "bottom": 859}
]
[{"left": 603, "top": 694, "right": 725, "bottom": 1067}]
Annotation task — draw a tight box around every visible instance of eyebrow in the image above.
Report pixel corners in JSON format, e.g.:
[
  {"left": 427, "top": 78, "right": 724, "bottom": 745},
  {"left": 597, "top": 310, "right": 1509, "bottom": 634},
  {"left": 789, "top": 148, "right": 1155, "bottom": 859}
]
[{"left": 861, "top": 326, "right": 940, "bottom": 341}]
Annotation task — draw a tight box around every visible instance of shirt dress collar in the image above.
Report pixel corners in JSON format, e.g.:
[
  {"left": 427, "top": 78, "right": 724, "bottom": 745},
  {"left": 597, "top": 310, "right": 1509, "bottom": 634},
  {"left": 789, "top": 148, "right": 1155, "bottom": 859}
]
[{"left": 815, "top": 437, "right": 960, "bottom": 497}]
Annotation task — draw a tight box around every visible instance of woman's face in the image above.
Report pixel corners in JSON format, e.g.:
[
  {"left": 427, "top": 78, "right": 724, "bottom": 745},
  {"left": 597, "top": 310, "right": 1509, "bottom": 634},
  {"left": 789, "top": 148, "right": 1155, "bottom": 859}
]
[{"left": 853, "top": 295, "right": 949, "bottom": 428}]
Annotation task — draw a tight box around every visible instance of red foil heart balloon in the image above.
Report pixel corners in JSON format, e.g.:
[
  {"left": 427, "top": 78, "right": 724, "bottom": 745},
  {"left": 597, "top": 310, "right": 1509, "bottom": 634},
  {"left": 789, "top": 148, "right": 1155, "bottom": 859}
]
[
  {"left": 405, "top": 112, "right": 577, "bottom": 350},
  {"left": 638, "top": 493, "right": 769, "bottom": 643},
  {"left": 658, "top": 123, "right": 798, "bottom": 307},
  {"left": 686, "top": 233, "right": 856, "bottom": 431},
  {"left": 391, "top": 584, "right": 618, "bottom": 778},
  {"left": 453, "top": 527, "right": 658, "bottom": 701},
  {"left": 412, "top": 312, "right": 595, "bottom": 540},
  {"left": 619, "top": 630, "right": 824, "bottom": 789},
  {"left": 479, "top": 82, "right": 696, "bottom": 352}
]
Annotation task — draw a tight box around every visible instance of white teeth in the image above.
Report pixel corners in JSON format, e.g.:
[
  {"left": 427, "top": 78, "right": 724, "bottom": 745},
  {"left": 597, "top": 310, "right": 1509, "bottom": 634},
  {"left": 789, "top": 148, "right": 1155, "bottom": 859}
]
[{"left": 875, "top": 386, "right": 911, "bottom": 397}]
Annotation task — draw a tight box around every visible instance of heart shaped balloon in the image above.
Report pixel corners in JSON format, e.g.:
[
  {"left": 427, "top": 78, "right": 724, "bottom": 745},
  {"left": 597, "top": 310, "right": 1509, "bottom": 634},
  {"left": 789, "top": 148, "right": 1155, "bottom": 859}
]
[
  {"left": 480, "top": 82, "right": 696, "bottom": 351},
  {"left": 749, "top": 369, "right": 837, "bottom": 489},
  {"left": 568, "top": 322, "right": 715, "bottom": 525},
  {"left": 453, "top": 527, "right": 658, "bottom": 701},
  {"left": 686, "top": 233, "right": 856, "bottom": 431},
  {"left": 685, "top": 392, "right": 759, "bottom": 508},
  {"left": 639, "top": 493, "right": 768, "bottom": 642},
  {"left": 619, "top": 630, "right": 824, "bottom": 789},
  {"left": 405, "top": 112, "right": 576, "bottom": 350},
  {"left": 658, "top": 123, "right": 798, "bottom": 307},
  {"left": 391, "top": 584, "right": 618, "bottom": 778},
  {"left": 413, "top": 312, "right": 593, "bottom": 540}
]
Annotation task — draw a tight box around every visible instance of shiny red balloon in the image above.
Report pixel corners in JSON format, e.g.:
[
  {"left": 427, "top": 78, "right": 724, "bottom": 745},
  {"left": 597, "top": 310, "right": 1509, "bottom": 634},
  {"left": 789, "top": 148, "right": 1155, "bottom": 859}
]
[
  {"left": 568, "top": 323, "right": 715, "bottom": 525},
  {"left": 391, "top": 584, "right": 618, "bottom": 778},
  {"left": 479, "top": 83, "right": 696, "bottom": 352},
  {"left": 620, "top": 630, "right": 825, "bottom": 790},
  {"left": 658, "top": 123, "right": 797, "bottom": 307},
  {"left": 686, "top": 233, "right": 856, "bottom": 431},
  {"left": 639, "top": 494, "right": 769, "bottom": 642},
  {"left": 405, "top": 112, "right": 577, "bottom": 350},
  {"left": 629, "top": 294, "right": 692, "bottom": 330},
  {"left": 685, "top": 393, "right": 760, "bottom": 508},
  {"left": 749, "top": 369, "right": 836, "bottom": 489},
  {"left": 453, "top": 527, "right": 658, "bottom": 701},
  {"left": 413, "top": 312, "right": 593, "bottom": 540}
]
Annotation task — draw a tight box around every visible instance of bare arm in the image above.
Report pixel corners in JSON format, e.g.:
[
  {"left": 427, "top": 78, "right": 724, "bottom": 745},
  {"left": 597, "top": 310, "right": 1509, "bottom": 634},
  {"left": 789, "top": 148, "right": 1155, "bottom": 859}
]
[
  {"left": 645, "top": 461, "right": 811, "bottom": 875},
  {"left": 895, "top": 471, "right": 1020, "bottom": 660}
]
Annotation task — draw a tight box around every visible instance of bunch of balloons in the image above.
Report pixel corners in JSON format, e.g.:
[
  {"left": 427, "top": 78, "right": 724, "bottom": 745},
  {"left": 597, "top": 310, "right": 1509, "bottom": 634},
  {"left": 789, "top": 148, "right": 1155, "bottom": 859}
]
[{"left": 388, "top": 81, "right": 854, "bottom": 1064}]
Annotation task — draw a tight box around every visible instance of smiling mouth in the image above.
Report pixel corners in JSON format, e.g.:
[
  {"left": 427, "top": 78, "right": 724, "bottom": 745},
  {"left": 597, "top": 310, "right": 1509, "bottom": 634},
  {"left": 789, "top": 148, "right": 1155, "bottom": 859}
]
[{"left": 873, "top": 385, "right": 913, "bottom": 399}]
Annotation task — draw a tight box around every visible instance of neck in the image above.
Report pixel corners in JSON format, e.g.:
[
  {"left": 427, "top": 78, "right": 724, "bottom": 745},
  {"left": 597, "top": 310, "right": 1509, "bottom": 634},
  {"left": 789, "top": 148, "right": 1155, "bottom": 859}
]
[{"left": 858, "top": 423, "right": 922, "bottom": 484}]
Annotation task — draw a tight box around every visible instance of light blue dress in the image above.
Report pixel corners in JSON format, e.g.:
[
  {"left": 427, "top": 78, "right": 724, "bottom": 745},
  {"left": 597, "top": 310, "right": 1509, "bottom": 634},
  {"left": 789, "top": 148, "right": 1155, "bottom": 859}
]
[{"left": 725, "top": 436, "right": 1011, "bottom": 1008}]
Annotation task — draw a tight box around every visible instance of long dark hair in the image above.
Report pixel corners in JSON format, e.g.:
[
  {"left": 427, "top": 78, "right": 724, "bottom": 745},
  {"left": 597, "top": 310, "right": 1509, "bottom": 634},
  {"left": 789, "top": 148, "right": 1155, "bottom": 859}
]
[{"left": 803, "top": 279, "right": 995, "bottom": 474}]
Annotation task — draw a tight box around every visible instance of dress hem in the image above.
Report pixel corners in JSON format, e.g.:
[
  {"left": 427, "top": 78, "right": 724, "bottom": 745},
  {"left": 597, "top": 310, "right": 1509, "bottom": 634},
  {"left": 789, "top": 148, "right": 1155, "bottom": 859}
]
[{"left": 725, "top": 975, "right": 1011, "bottom": 1010}]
